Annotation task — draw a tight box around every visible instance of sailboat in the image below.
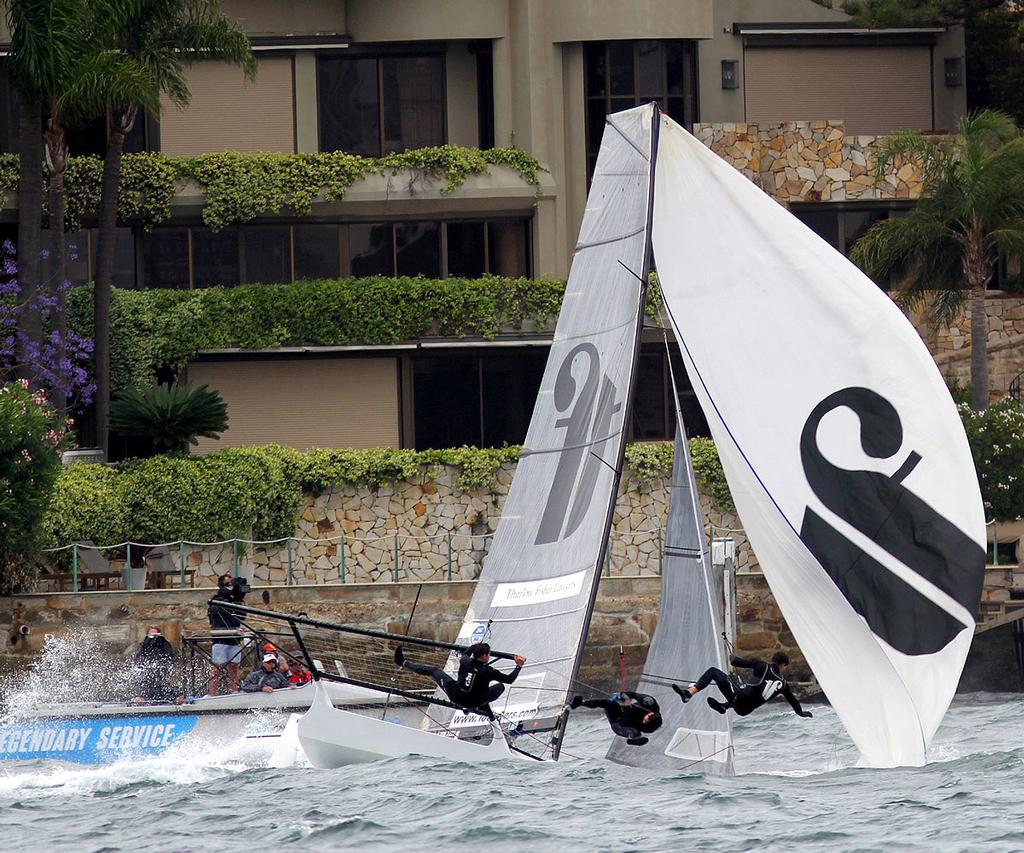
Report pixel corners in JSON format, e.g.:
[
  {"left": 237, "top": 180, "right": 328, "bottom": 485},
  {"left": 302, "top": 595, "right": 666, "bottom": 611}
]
[
  {"left": 227, "top": 103, "right": 660, "bottom": 767},
  {"left": 605, "top": 423, "right": 734, "bottom": 773},
  {"left": 231, "top": 102, "right": 984, "bottom": 769}
]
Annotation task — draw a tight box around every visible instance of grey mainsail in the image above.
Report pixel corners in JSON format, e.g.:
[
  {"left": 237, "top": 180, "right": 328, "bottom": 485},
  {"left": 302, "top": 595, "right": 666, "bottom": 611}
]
[
  {"left": 437, "top": 104, "right": 657, "bottom": 758},
  {"left": 605, "top": 423, "right": 734, "bottom": 771}
]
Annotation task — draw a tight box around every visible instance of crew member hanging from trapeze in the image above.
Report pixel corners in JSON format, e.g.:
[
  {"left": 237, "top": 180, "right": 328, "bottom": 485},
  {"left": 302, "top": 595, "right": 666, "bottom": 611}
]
[
  {"left": 395, "top": 642, "right": 526, "bottom": 721},
  {"left": 673, "top": 652, "right": 813, "bottom": 720},
  {"left": 569, "top": 691, "right": 663, "bottom": 746}
]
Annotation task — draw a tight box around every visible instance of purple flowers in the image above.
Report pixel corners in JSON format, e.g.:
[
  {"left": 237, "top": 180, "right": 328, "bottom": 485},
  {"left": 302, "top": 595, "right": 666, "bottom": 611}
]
[{"left": 0, "top": 241, "right": 95, "bottom": 406}]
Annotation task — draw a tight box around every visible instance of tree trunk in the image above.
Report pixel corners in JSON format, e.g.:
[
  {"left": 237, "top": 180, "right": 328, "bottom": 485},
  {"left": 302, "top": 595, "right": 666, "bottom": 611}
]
[
  {"left": 94, "top": 107, "right": 134, "bottom": 458},
  {"left": 45, "top": 119, "right": 68, "bottom": 417},
  {"left": 16, "top": 98, "right": 43, "bottom": 378},
  {"left": 966, "top": 234, "right": 991, "bottom": 411}
]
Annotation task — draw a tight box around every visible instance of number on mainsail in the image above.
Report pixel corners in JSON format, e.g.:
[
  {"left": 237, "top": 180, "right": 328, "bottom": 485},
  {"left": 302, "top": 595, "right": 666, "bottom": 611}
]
[
  {"left": 651, "top": 115, "right": 986, "bottom": 767},
  {"left": 605, "top": 423, "right": 734, "bottom": 772},
  {"left": 435, "top": 104, "right": 659, "bottom": 759}
]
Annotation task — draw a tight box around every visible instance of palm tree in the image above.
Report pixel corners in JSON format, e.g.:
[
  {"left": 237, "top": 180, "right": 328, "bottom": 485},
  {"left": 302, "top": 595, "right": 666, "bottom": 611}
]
[
  {"left": 4, "top": 0, "right": 154, "bottom": 410},
  {"left": 92, "top": 0, "right": 254, "bottom": 455},
  {"left": 850, "top": 110, "right": 1024, "bottom": 411}
]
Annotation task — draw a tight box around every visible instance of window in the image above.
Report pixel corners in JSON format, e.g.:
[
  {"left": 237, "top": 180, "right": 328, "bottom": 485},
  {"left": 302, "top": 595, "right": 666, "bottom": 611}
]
[
  {"left": 395, "top": 222, "right": 440, "bottom": 277},
  {"left": 294, "top": 225, "right": 340, "bottom": 280},
  {"left": 242, "top": 226, "right": 291, "bottom": 284},
  {"left": 413, "top": 356, "right": 481, "bottom": 449},
  {"left": 487, "top": 221, "right": 530, "bottom": 277},
  {"left": 584, "top": 40, "right": 698, "bottom": 176},
  {"left": 65, "top": 112, "right": 150, "bottom": 158},
  {"left": 630, "top": 346, "right": 709, "bottom": 441},
  {"left": 791, "top": 203, "right": 911, "bottom": 289},
  {"left": 192, "top": 227, "right": 239, "bottom": 288},
  {"left": 349, "top": 223, "right": 396, "bottom": 276},
  {"left": 412, "top": 350, "right": 547, "bottom": 449},
  {"left": 446, "top": 222, "right": 487, "bottom": 278},
  {"left": 143, "top": 228, "right": 190, "bottom": 289},
  {"left": 481, "top": 352, "right": 546, "bottom": 446},
  {"left": 318, "top": 54, "right": 445, "bottom": 155},
  {"left": 0, "top": 63, "right": 18, "bottom": 154},
  {"left": 88, "top": 227, "right": 137, "bottom": 288}
]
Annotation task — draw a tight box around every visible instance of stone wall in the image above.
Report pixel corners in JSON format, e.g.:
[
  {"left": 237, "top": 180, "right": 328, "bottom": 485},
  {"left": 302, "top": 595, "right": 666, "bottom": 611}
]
[
  {"left": 694, "top": 120, "right": 924, "bottom": 203},
  {"left": 0, "top": 575, "right": 813, "bottom": 694},
  {"left": 178, "top": 466, "right": 759, "bottom": 587},
  {"left": 910, "top": 296, "right": 1024, "bottom": 396}
]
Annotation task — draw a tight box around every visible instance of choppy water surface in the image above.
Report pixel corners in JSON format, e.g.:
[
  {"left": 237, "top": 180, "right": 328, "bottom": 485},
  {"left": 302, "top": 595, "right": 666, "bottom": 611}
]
[{"left": 0, "top": 694, "right": 1020, "bottom": 853}]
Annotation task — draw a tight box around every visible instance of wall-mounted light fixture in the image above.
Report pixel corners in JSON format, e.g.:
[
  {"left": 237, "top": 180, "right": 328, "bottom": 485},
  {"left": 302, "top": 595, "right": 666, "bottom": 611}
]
[
  {"left": 721, "top": 59, "right": 739, "bottom": 90},
  {"left": 944, "top": 57, "right": 962, "bottom": 87}
]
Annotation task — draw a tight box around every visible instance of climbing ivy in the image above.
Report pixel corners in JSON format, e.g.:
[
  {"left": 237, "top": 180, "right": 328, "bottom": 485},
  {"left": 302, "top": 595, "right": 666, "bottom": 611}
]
[
  {"left": 66, "top": 276, "right": 665, "bottom": 393},
  {"left": 0, "top": 146, "right": 543, "bottom": 232},
  {"left": 44, "top": 440, "right": 733, "bottom": 547}
]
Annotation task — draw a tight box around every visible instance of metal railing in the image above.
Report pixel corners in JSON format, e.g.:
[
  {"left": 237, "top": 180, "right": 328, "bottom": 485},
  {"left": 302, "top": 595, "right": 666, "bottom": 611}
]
[{"left": 42, "top": 526, "right": 696, "bottom": 593}]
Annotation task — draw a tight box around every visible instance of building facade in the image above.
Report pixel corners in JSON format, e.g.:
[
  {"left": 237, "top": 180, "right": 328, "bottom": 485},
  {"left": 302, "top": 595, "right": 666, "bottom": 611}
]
[{"left": 0, "top": 0, "right": 970, "bottom": 453}]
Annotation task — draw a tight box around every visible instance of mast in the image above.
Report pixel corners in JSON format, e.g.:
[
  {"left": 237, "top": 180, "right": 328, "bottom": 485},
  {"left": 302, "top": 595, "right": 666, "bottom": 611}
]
[{"left": 552, "top": 103, "right": 661, "bottom": 759}]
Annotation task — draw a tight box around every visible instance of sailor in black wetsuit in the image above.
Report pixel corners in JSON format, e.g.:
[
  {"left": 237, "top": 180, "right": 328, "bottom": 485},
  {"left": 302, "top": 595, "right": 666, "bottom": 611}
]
[
  {"left": 396, "top": 642, "right": 525, "bottom": 721},
  {"left": 672, "top": 651, "right": 813, "bottom": 719},
  {"left": 569, "top": 691, "right": 663, "bottom": 746}
]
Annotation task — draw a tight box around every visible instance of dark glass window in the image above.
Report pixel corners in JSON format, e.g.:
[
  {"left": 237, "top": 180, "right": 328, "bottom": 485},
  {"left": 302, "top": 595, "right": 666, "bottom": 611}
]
[
  {"left": 349, "top": 223, "right": 395, "bottom": 276},
  {"left": 65, "top": 112, "right": 148, "bottom": 158},
  {"left": 295, "top": 225, "right": 340, "bottom": 280},
  {"left": 473, "top": 42, "right": 495, "bottom": 149},
  {"left": 481, "top": 352, "right": 545, "bottom": 446},
  {"left": 0, "top": 63, "right": 18, "bottom": 154},
  {"left": 242, "top": 226, "right": 291, "bottom": 284},
  {"left": 192, "top": 227, "right": 239, "bottom": 288},
  {"left": 793, "top": 209, "right": 841, "bottom": 250},
  {"left": 584, "top": 40, "right": 697, "bottom": 176},
  {"left": 413, "top": 356, "right": 481, "bottom": 449},
  {"left": 487, "top": 220, "right": 529, "bottom": 277},
  {"left": 319, "top": 54, "right": 445, "bottom": 156},
  {"left": 89, "top": 227, "right": 137, "bottom": 288},
  {"left": 447, "top": 222, "right": 486, "bottom": 278},
  {"left": 632, "top": 351, "right": 667, "bottom": 440},
  {"left": 412, "top": 352, "right": 546, "bottom": 449},
  {"left": 396, "top": 222, "right": 440, "bottom": 277},
  {"left": 382, "top": 57, "right": 445, "bottom": 154},
  {"left": 143, "top": 228, "right": 190, "bottom": 289},
  {"left": 318, "top": 57, "right": 379, "bottom": 156},
  {"left": 843, "top": 208, "right": 889, "bottom": 255}
]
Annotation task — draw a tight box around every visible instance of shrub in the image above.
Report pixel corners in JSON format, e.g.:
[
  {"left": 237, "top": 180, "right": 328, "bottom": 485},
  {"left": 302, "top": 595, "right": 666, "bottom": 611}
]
[
  {"left": 959, "top": 398, "right": 1024, "bottom": 521},
  {"left": 110, "top": 382, "right": 228, "bottom": 452},
  {"left": 0, "top": 382, "right": 69, "bottom": 590},
  {"left": 43, "top": 440, "right": 733, "bottom": 547}
]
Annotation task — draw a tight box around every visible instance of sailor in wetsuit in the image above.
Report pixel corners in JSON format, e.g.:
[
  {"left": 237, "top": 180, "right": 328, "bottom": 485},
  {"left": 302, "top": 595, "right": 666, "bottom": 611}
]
[
  {"left": 672, "top": 651, "right": 813, "bottom": 719},
  {"left": 395, "top": 642, "right": 526, "bottom": 721},
  {"left": 569, "top": 691, "right": 663, "bottom": 746}
]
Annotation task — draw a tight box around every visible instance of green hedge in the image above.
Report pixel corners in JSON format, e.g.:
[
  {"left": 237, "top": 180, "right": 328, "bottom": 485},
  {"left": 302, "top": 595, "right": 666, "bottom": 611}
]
[
  {"left": 44, "top": 441, "right": 732, "bottom": 547},
  {"left": 0, "top": 146, "right": 543, "bottom": 232},
  {"left": 66, "top": 276, "right": 570, "bottom": 391}
]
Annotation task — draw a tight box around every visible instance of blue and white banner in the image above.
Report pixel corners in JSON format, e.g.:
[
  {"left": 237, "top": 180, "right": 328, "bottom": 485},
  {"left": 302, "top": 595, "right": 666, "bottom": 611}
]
[{"left": 0, "top": 715, "right": 198, "bottom": 764}]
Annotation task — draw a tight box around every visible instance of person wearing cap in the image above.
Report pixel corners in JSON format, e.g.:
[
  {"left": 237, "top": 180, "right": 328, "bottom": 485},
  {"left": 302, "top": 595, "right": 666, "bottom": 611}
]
[
  {"left": 132, "top": 626, "right": 183, "bottom": 704},
  {"left": 240, "top": 653, "right": 291, "bottom": 693}
]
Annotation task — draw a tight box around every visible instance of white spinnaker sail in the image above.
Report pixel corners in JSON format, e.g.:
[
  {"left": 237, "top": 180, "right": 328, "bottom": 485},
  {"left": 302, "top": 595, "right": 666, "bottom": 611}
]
[
  {"left": 651, "top": 116, "right": 986, "bottom": 767},
  {"left": 438, "top": 105, "right": 657, "bottom": 755}
]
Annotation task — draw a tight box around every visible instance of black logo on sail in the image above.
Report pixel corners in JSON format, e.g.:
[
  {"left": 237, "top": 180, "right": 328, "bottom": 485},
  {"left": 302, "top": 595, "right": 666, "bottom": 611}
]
[
  {"left": 798, "top": 387, "right": 985, "bottom": 656},
  {"left": 535, "top": 343, "right": 622, "bottom": 545}
]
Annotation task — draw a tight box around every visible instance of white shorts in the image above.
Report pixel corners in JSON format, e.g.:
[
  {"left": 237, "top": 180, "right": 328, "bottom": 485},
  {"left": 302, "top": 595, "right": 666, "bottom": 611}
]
[{"left": 212, "top": 643, "right": 243, "bottom": 666}]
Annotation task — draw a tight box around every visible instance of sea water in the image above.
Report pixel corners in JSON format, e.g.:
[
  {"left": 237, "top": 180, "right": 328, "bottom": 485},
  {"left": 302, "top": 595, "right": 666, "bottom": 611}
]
[{"left": 0, "top": 694, "right": 1020, "bottom": 853}]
